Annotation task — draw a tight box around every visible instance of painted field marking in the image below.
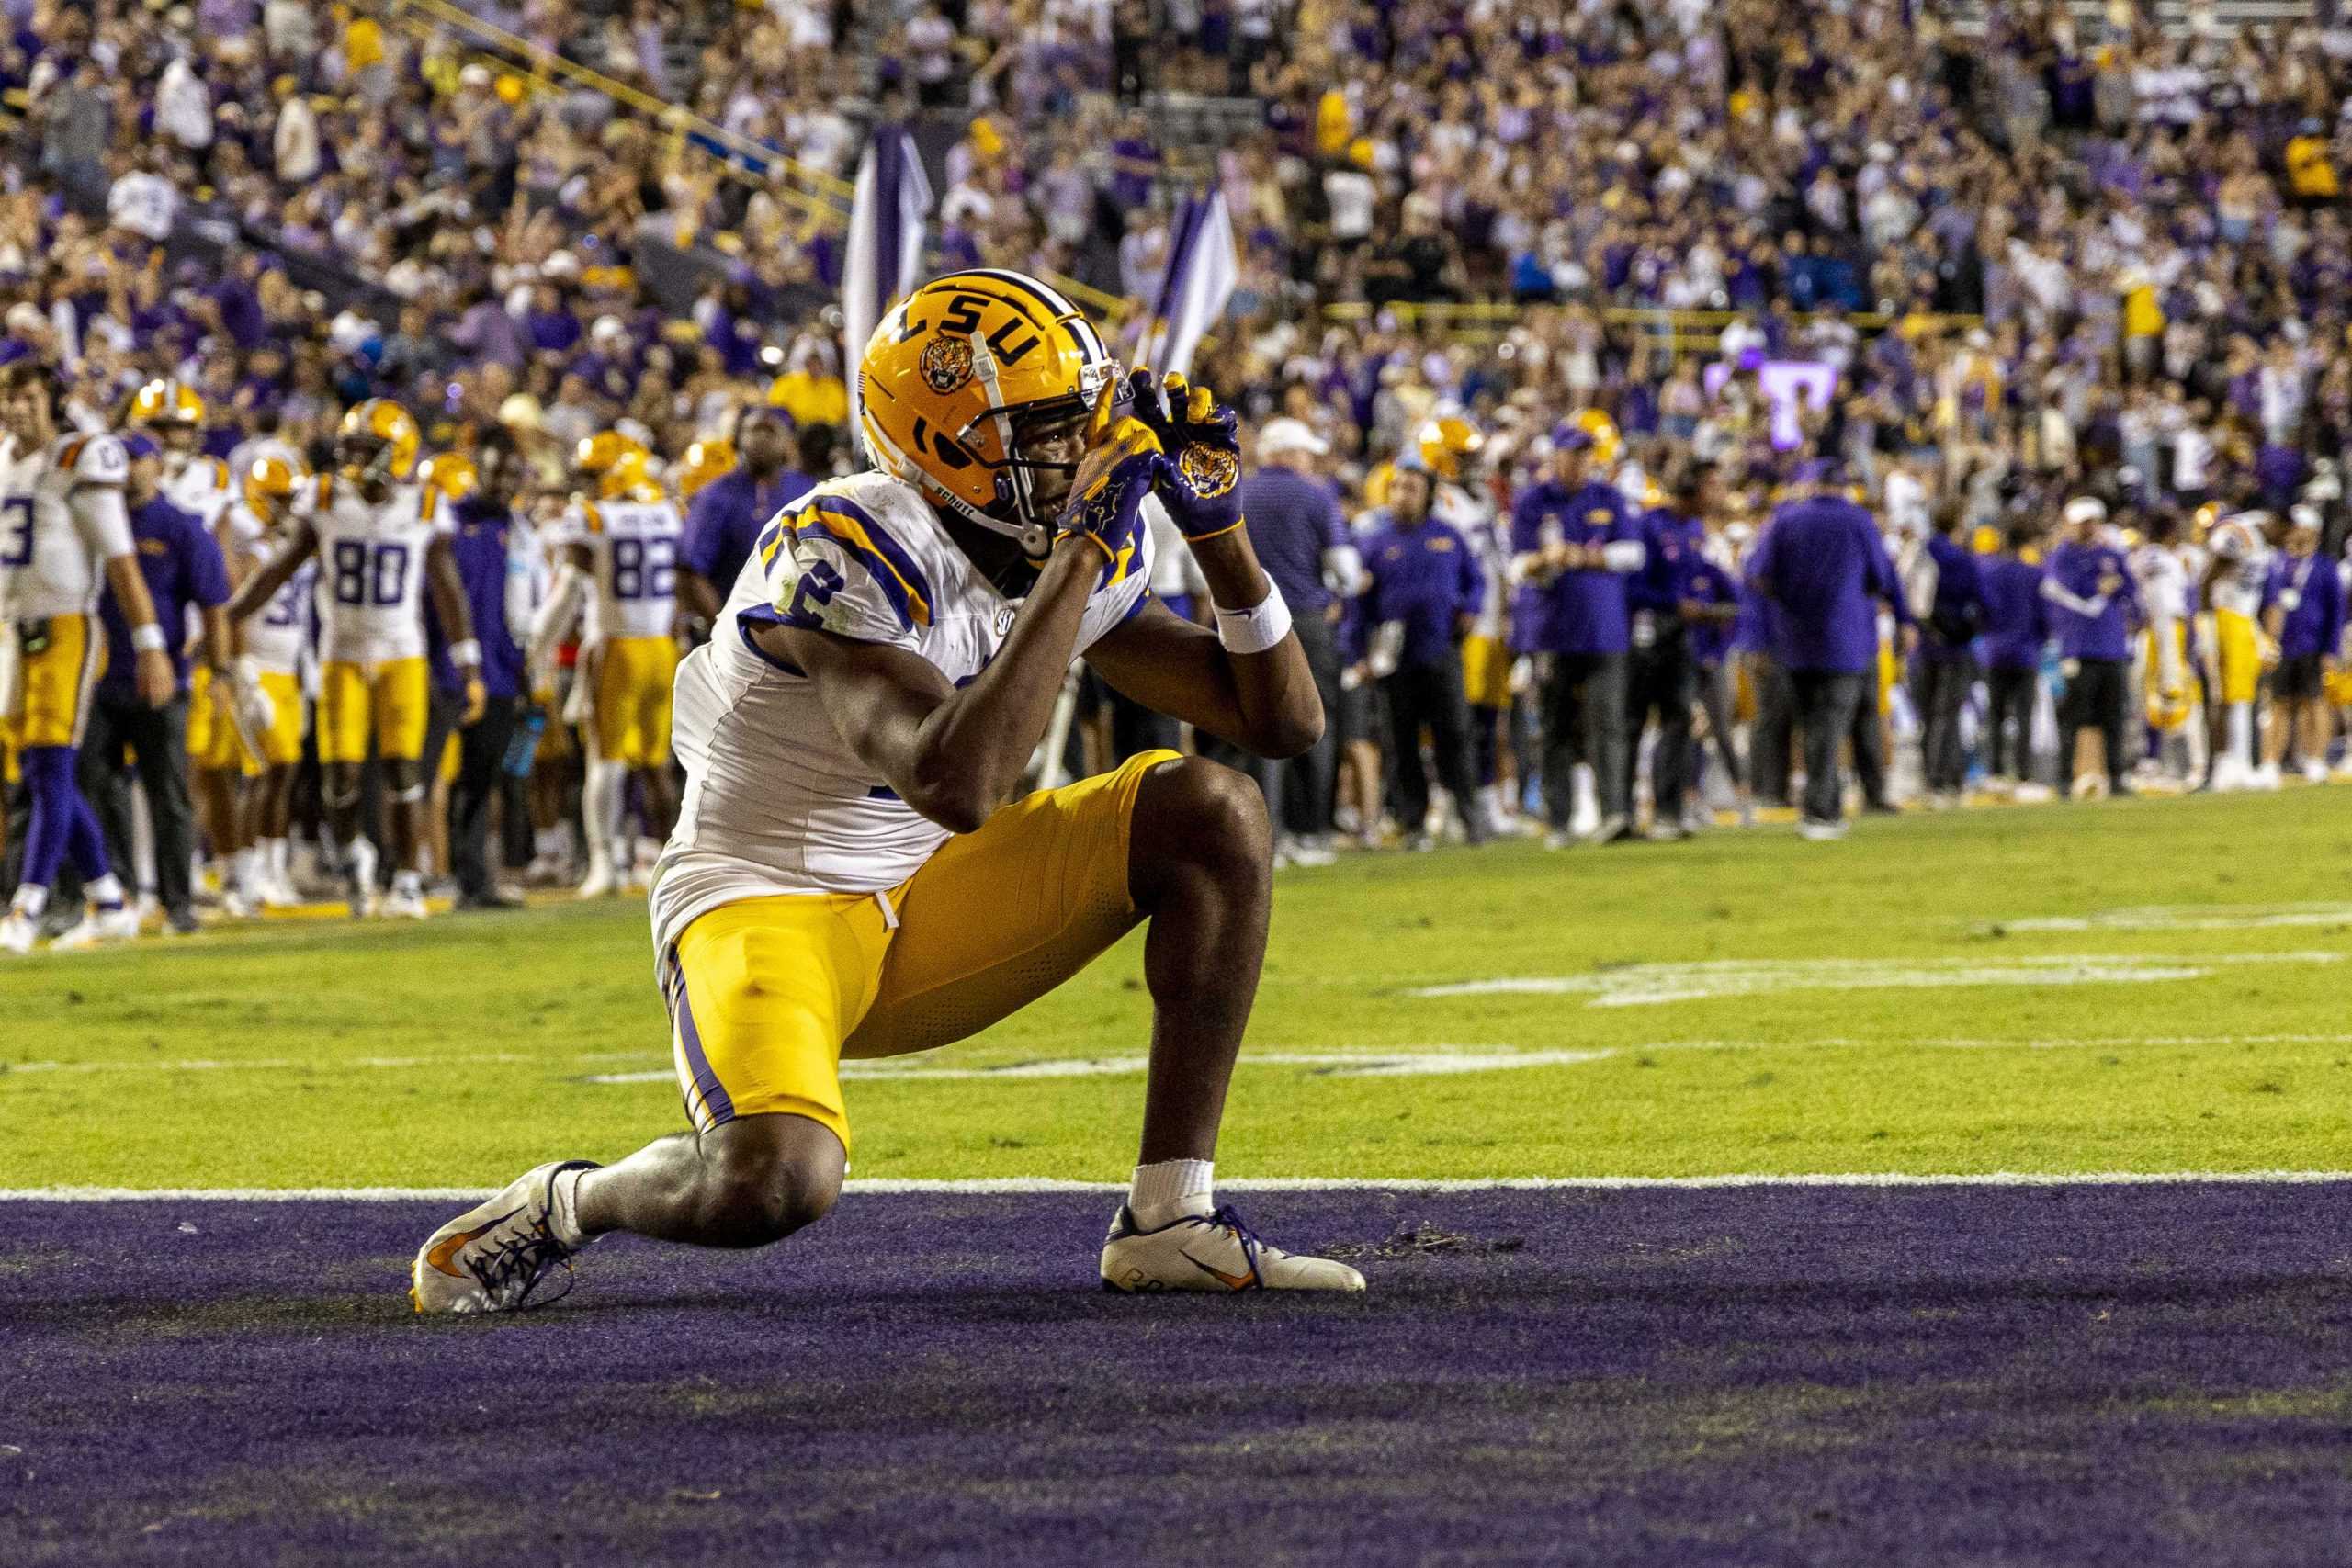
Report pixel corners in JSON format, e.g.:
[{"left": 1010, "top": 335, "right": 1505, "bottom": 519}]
[
  {"left": 17, "top": 1032, "right": 2352, "bottom": 1085},
  {"left": 1411, "top": 952, "right": 2346, "bottom": 1007},
  {"left": 6, "top": 1170, "right": 2351, "bottom": 1202},
  {"left": 1993, "top": 902, "right": 2352, "bottom": 933}
]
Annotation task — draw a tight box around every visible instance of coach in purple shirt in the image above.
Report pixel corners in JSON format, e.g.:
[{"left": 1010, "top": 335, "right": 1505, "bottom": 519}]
[
  {"left": 1358, "top": 457, "right": 1490, "bottom": 846},
  {"left": 1976, "top": 520, "right": 2049, "bottom": 784},
  {"left": 2041, "top": 497, "right": 2141, "bottom": 797},
  {"left": 1509, "top": 425, "right": 1644, "bottom": 842},
  {"left": 677, "top": 408, "right": 814, "bottom": 629},
  {"left": 1746, "top": 461, "right": 1911, "bottom": 835},
  {"left": 85, "top": 435, "right": 231, "bottom": 929}
]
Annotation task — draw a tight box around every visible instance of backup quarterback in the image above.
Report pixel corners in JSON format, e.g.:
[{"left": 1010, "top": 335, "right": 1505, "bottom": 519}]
[
  {"left": 413, "top": 269, "right": 1363, "bottom": 1310},
  {"left": 226, "top": 400, "right": 485, "bottom": 918}
]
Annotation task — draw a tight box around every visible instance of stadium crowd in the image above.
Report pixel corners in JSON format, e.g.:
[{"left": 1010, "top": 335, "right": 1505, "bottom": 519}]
[{"left": 5, "top": 0, "right": 2352, "bottom": 944}]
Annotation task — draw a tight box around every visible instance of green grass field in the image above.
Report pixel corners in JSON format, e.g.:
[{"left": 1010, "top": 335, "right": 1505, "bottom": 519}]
[{"left": 6, "top": 789, "right": 2352, "bottom": 1190}]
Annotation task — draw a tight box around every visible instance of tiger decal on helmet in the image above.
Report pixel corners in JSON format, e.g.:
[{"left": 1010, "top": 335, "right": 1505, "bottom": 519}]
[{"left": 858, "top": 269, "right": 1121, "bottom": 556}]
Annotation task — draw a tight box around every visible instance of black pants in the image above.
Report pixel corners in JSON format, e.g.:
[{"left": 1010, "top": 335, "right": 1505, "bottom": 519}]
[
  {"left": 1748, "top": 654, "right": 1795, "bottom": 806},
  {"left": 81, "top": 692, "right": 195, "bottom": 919},
  {"left": 1381, "top": 649, "right": 1486, "bottom": 840},
  {"left": 1790, "top": 670, "right": 1865, "bottom": 824},
  {"left": 1911, "top": 652, "right": 1975, "bottom": 794},
  {"left": 1985, "top": 665, "right": 2038, "bottom": 780},
  {"left": 1537, "top": 652, "right": 1628, "bottom": 827},
  {"left": 2061, "top": 657, "right": 2132, "bottom": 791},
  {"left": 423, "top": 691, "right": 526, "bottom": 898},
  {"left": 1847, "top": 678, "right": 1889, "bottom": 809},
  {"left": 1691, "top": 660, "right": 1745, "bottom": 790},
  {"left": 1208, "top": 611, "right": 1342, "bottom": 839},
  {"left": 1624, "top": 633, "right": 1696, "bottom": 818}
]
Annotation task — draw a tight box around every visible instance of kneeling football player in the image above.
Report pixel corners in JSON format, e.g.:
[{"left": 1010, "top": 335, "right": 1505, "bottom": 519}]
[{"left": 413, "top": 271, "right": 1363, "bottom": 1309}]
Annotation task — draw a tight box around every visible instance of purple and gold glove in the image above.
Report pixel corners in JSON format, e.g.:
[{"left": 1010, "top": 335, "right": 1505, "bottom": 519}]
[
  {"left": 1125, "top": 367, "right": 1244, "bottom": 542},
  {"left": 1057, "top": 387, "right": 1161, "bottom": 583}
]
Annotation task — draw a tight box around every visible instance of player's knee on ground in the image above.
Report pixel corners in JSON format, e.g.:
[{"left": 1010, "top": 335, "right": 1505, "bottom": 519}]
[
  {"left": 1135, "top": 756, "right": 1272, "bottom": 887},
  {"left": 696, "top": 1115, "right": 843, "bottom": 1247}
]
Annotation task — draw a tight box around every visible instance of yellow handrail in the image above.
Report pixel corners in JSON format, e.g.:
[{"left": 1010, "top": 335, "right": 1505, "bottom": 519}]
[{"left": 390, "top": 0, "right": 854, "bottom": 201}]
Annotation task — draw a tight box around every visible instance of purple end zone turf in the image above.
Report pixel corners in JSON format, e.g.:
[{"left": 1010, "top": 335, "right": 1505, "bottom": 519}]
[{"left": 4, "top": 1184, "right": 2351, "bottom": 1566}]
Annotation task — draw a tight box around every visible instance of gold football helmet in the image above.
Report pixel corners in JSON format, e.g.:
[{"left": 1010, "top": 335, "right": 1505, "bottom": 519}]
[
  {"left": 576, "top": 430, "right": 652, "bottom": 499},
  {"left": 859, "top": 269, "right": 1120, "bottom": 552},
  {"left": 130, "top": 378, "right": 206, "bottom": 427},
  {"left": 337, "top": 400, "right": 421, "bottom": 482},
  {"left": 244, "top": 452, "right": 302, "bottom": 518},
  {"left": 420, "top": 452, "right": 478, "bottom": 501},
  {"left": 1569, "top": 408, "right": 1622, "bottom": 467},
  {"left": 1416, "top": 411, "right": 1485, "bottom": 481},
  {"left": 678, "top": 436, "right": 735, "bottom": 501}
]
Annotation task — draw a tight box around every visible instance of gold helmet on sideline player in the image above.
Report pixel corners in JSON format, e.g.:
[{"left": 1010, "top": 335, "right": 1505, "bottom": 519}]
[
  {"left": 677, "top": 435, "right": 735, "bottom": 500},
  {"left": 576, "top": 430, "right": 650, "bottom": 499},
  {"left": 244, "top": 451, "right": 303, "bottom": 519},
  {"left": 1417, "top": 410, "right": 1485, "bottom": 481},
  {"left": 336, "top": 399, "right": 421, "bottom": 482},
  {"left": 419, "top": 452, "right": 478, "bottom": 501},
  {"left": 1569, "top": 408, "right": 1622, "bottom": 467},
  {"left": 858, "top": 268, "right": 1121, "bottom": 556}
]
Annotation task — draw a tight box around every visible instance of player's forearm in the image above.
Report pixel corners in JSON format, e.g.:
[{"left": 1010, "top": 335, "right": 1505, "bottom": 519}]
[
  {"left": 200, "top": 607, "right": 232, "bottom": 673},
  {"left": 225, "top": 547, "right": 302, "bottom": 622},
  {"left": 677, "top": 570, "right": 723, "bottom": 623},
  {"left": 908, "top": 540, "right": 1097, "bottom": 828},
  {"left": 1189, "top": 527, "right": 1322, "bottom": 758}
]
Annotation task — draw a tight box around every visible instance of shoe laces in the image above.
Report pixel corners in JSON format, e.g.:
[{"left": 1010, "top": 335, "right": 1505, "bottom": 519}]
[
  {"left": 465, "top": 1214, "right": 576, "bottom": 1310},
  {"left": 1201, "top": 1204, "right": 1269, "bottom": 1284}
]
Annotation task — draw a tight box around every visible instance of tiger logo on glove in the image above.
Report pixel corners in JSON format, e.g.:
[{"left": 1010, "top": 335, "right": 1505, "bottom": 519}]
[{"left": 1178, "top": 443, "right": 1238, "bottom": 500}]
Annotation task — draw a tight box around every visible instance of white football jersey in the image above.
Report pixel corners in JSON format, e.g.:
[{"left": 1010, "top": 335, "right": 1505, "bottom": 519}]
[
  {"left": 2207, "top": 518, "right": 2271, "bottom": 618},
  {"left": 223, "top": 501, "right": 311, "bottom": 674},
  {"left": 164, "top": 453, "right": 235, "bottom": 527},
  {"left": 1435, "top": 481, "right": 1506, "bottom": 637},
  {"left": 0, "top": 432, "right": 133, "bottom": 622},
  {"left": 558, "top": 494, "right": 684, "bottom": 643},
  {"left": 295, "top": 475, "right": 449, "bottom": 665},
  {"left": 2130, "top": 543, "right": 2188, "bottom": 629},
  {"left": 650, "top": 470, "right": 1153, "bottom": 953}
]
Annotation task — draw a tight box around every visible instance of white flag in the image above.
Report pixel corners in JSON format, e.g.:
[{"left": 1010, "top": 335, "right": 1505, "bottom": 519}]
[
  {"left": 1133, "top": 191, "right": 1238, "bottom": 380},
  {"left": 842, "top": 126, "right": 933, "bottom": 446}
]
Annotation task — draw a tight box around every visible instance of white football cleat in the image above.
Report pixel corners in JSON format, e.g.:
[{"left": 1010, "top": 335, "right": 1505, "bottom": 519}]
[
  {"left": 49, "top": 905, "right": 143, "bottom": 950},
  {"left": 411, "top": 1160, "right": 599, "bottom": 1314},
  {"left": 382, "top": 888, "right": 430, "bottom": 920},
  {"left": 0, "top": 912, "right": 36, "bottom": 954},
  {"left": 1101, "top": 1204, "right": 1365, "bottom": 1293},
  {"left": 575, "top": 858, "right": 618, "bottom": 899}
]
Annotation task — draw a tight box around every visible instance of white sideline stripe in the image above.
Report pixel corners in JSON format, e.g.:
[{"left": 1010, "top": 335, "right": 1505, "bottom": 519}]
[
  {"left": 6, "top": 1171, "right": 2352, "bottom": 1202},
  {"left": 1996, "top": 902, "right": 2352, "bottom": 933},
  {"left": 1412, "top": 951, "right": 2345, "bottom": 1006},
  {"left": 588, "top": 1048, "right": 1611, "bottom": 1085},
  {"left": 17, "top": 1032, "right": 2352, "bottom": 1082}
]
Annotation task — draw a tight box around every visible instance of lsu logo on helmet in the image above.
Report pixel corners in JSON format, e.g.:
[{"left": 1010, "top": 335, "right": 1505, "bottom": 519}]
[
  {"left": 337, "top": 400, "right": 421, "bottom": 482},
  {"left": 860, "top": 269, "right": 1119, "bottom": 554}
]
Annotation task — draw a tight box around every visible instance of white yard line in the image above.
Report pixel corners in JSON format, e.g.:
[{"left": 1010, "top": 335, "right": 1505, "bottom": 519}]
[
  {"left": 4, "top": 1170, "right": 2350, "bottom": 1202},
  {"left": 1995, "top": 903, "right": 2352, "bottom": 933},
  {"left": 1411, "top": 951, "right": 2346, "bottom": 1006}
]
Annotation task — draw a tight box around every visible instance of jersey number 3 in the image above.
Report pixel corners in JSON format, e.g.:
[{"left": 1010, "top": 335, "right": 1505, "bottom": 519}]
[
  {"left": 330, "top": 540, "right": 410, "bottom": 607},
  {"left": 0, "top": 496, "right": 31, "bottom": 567}
]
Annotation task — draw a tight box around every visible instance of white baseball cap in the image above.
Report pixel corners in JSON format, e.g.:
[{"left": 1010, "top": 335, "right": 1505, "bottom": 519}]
[
  {"left": 2063, "top": 497, "right": 2107, "bottom": 525},
  {"left": 1257, "top": 417, "right": 1329, "bottom": 457}
]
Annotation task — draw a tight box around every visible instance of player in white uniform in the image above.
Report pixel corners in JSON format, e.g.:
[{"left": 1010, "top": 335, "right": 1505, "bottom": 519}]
[
  {"left": 227, "top": 400, "right": 485, "bottom": 918},
  {"left": 2129, "top": 513, "right": 2200, "bottom": 784},
  {"left": 414, "top": 270, "right": 1362, "bottom": 1312},
  {"left": 531, "top": 434, "right": 686, "bottom": 897},
  {"left": 0, "top": 360, "right": 175, "bottom": 954},
  {"left": 220, "top": 450, "right": 311, "bottom": 908},
  {"left": 131, "top": 380, "right": 249, "bottom": 905},
  {"left": 2201, "top": 510, "right": 2278, "bottom": 790}
]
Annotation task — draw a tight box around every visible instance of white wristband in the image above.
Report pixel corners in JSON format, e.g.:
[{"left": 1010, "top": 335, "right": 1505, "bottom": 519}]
[
  {"left": 449, "top": 639, "right": 483, "bottom": 670},
  {"left": 1214, "top": 583, "right": 1294, "bottom": 655},
  {"left": 130, "top": 624, "right": 167, "bottom": 652}
]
